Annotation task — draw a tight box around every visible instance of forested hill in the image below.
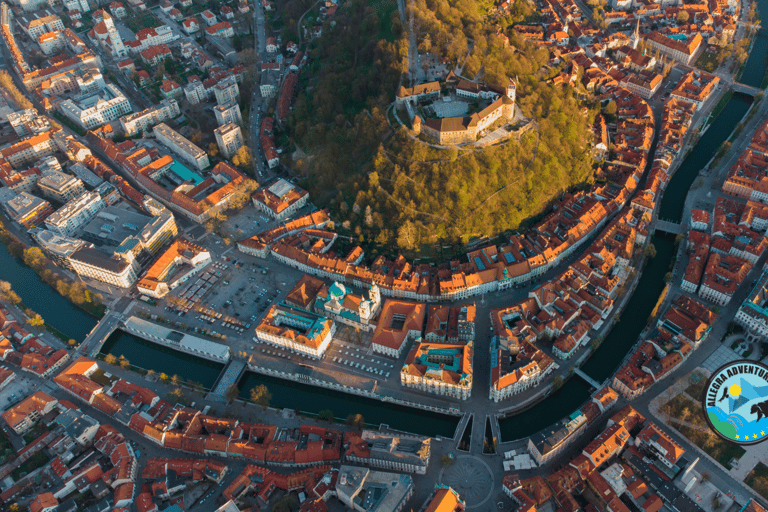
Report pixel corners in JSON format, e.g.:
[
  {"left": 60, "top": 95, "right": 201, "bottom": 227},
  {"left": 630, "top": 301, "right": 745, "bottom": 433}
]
[{"left": 283, "top": 0, "right": 597, "bottom": 258}]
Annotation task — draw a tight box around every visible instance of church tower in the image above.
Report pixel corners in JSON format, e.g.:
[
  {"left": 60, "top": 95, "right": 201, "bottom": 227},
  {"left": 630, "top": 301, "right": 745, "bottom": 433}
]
[
  {"left": 631, "top": 18, "right": 640, "bottom": 49},
  {"left": 103, "top": 12, "right": 127, "bottom": 58}
]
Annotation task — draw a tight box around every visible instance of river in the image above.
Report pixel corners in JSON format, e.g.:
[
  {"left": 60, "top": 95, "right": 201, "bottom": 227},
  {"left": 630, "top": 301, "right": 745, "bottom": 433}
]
[
  {"left": 0, "top": 242, "right": 96, "bottom": 341},
  {"left": 657, "top": 94, "right": 753, "bottom": 223},
  {"left": 100, "top": 330, "right": 225, "bottom": 390},
  {"left": 1, "top": 17, "right": 766, "bottom": 442},
  {"left": 740, "top": 0, "right": 768, "bottom": 90},
  {"left": 498, "top": 234, "right": 676, "bottom": 441}
]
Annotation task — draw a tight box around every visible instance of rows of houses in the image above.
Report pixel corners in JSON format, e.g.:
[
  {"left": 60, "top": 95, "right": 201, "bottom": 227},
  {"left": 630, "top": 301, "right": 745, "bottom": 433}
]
[
  {"left": 613, "top": 295, "right": 715, "bottom": 399},
  {"left": 681, "top": 197, "right": 767, "bottom": 305},
  {"left": 508, "top": 404, "right": 708, "bottom": 512}
]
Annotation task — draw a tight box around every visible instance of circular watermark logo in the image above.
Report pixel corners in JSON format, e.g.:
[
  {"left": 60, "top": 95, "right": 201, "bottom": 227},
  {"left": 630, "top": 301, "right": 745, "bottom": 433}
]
[{"left": 702, "top": 360, "right": 768, "bottom": 445}]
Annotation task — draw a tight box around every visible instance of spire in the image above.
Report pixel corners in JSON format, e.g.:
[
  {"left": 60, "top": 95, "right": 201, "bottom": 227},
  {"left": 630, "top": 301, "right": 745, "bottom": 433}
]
[{"left": 632, "top": 18, "right": 640, "bottom": 49}]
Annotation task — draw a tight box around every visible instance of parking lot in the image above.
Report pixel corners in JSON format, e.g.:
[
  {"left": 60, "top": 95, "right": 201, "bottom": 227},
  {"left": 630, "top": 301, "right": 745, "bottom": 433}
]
[
  {"left": 0, "top": 372, "right": 41, "bottom": 412},
  {"left": 323, "top": 342, "right": 397, "bottom": 379}
]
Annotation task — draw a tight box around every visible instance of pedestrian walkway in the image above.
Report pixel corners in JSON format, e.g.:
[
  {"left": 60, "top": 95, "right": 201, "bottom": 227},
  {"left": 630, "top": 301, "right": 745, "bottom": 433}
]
[
  {"left": 701, "top": 345, "right": 741, "bottom": 373},
  {"left": 656, "top": 219, "right": 684, "bottom": 234},
  {"left": 211, "top": 360, "right": 246, "bottom": 398}
]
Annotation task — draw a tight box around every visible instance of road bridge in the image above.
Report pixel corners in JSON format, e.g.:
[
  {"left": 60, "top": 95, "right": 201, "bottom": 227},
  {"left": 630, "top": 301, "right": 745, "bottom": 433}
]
[
  {"left": 78, "top": 311, "right": 122, "bottom": 357},
  {"left": 573, "top": 368, "right": 602, "bottom": 390}
]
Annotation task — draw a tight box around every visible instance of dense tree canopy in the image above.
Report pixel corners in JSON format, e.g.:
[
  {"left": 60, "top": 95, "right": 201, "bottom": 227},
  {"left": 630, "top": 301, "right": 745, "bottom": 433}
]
[{"left": 285, "top": 0, "right": 596, "bottom": 256}]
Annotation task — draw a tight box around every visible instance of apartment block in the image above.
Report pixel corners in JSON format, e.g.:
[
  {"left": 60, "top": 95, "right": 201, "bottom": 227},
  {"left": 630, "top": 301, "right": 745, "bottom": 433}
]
[
  {"left": 213, "top": 76, "right": 239, "bottom": 105},
  {"left": 1, "top": 391, "right": 58, "bottom": 434},
  {"left": 37, "top": 30, "right": 65, "bottom": 55},
  {"left": 120, "top": 98, "right": 180, "bottom": 136},
  {"left": 44, "top": 190, "right": 106, "bottom": 237},
  {"left": 37, "top": 169, "right": 86, "bottom": 203},
  {"left": 213, "top": 102, "right": 242, "bottom": 126},
  {"left": 153, "top": 123, "right": 209, "bottom": 171},
  {"left": 58, "top": 84, "right": 132, "bottom": 130},
  {"left": 0, "top": 189, "right": 53, "bottom": 229},
  {"left": 0, "top": 131, "right": 58, "bottom": 168},
  {"left": 18, "top": 12, "right": 63, "bottom": 37},
  {"left": 214, "top": 123, "right": 244, "bottom": 159},
  {"left": 31, "top": 229, "right": 87, "bottom": 268},
  {"left": 7, "top": 109, "right": 37, "bottom": 136}
]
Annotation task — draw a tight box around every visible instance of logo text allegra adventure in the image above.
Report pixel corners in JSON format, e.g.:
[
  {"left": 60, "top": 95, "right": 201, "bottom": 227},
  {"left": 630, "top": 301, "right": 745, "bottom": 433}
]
[{"left": 702, "top": 360, "right": 768, "bottom": 445}]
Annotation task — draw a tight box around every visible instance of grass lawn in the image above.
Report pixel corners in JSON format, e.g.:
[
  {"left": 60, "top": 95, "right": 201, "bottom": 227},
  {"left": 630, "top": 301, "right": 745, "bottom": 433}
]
[
  {"left": 695, "top": 48, "right": 723, "bottom": 73},
  {"left": 11, "top": 451, "right": 50, "bottom": 480},
  {"left": 745, "top": 463, "right": 768, "bottom": 501},
  {"left": 22, "top": 423, "right": 52, "bottom": 445},
  {"left": 706, "top": 90, "right": 734, "bottom": 128},
  {"left": 0, "top": 430, "right": 11, "bottom": 455},
  {"left": 662, "top": 394, "right": 746, "bottom": 468},
  {"left": 125, "top": 11, "right": 160, "bottom": 32}
]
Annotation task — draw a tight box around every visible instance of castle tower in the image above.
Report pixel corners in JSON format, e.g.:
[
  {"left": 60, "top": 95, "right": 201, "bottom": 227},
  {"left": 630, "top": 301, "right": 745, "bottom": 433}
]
[{"left": 507, "top": 77, "right": 516, "bottom": 102}]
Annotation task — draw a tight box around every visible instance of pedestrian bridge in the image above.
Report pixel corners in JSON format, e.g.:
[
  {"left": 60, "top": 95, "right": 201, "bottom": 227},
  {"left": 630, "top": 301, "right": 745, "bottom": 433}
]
[
  {"left": 733, "top": 82, "right": 763, "bottom": 97},
  {"left": 210, "top": 359, "right": 247, "bottom": 402},
  {"left": 573, "top": 368, "right": 602, "bottom": 390},
  {"left": 656, "top": 220, "right": 683, "bottom": 235}
]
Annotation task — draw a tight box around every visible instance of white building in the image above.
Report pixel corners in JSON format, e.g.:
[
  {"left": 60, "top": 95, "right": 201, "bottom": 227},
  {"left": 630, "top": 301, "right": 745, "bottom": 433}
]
[
  {"left": 37, "top": 30, "right": 65, "bottom": 55},
  {"left": 153, "top": 123, "right": 210, "bottom": 171},
  {"left": 123, "top": 316, "right": 231, "bottom": 362},
  {"left": 58, "top": 84, "right": 132, "bottom": 130},
  {"left": 69, "top": 246, "right": 139, "bottom": 288},
  {"left": 44, "top": 191, "right": 106, "bottom": 237},
  {"left": 184, "top": 80, "right": 208, "bottom": 105},
  {"left": 253, "top": 304, "right": 336, "bottom": 359},
  {"left": 7, "top": 109, "right": 39, "bottom": 137},
  {"left": 214, "top": 123, "right": 243, "bottom": 159},
  {"left": 38, "top": 169, "right": 86, "bottom": 203},
  {"left": 213, "top": 76, "right": 239, "bottom": 105},
  {"left": 343, "top": 432, "right": 431, "bottom": 474},
  {"left": 91, "top": 12, "right": 127, "bottom": 58},
  {"left": 56, "top": 409, "right": 100, "bottom": 446},
  {"left": 251, "top": 179, "right": 310, "bottom": 220},
  {"left": 213, "top": 102, "right": 242, "bottom": 126},
  {"left": 120, "top": 98, "right": 180, "bottom": 136},
  {"left": 128, "top": 25, "right": 177, "bottom": 52},
  {"left": 64, "top": 0, "right": 90, "bottom": 11}
]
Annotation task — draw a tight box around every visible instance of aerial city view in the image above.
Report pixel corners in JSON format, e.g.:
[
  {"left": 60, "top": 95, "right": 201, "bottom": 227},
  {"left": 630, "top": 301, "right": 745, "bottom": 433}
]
[{"left": 1, "top": 0, "right": 768, "bottom": 508}]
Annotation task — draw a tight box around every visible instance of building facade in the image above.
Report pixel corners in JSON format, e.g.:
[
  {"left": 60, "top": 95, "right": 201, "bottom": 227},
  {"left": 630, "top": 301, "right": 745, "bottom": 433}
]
[
  {"left": 214, "top": 123, "right": 244, "bottom": 159},
  {"left": 44, "top": 191, "right": 106, "bottom": 237},
  {"left": 153, "top": 123, "right": 210, "bottom": 171}
]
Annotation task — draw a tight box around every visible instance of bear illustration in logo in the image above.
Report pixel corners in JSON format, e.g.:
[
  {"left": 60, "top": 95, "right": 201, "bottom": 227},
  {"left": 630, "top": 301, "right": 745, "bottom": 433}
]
[{"left": 752, "top": 400, "right": 768, "bottom": 422}]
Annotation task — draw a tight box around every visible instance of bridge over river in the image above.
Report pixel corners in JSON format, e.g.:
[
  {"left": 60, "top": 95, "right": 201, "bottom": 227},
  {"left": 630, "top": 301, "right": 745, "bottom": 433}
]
[{"left": 655, "top": 219, "right": 684, "bottom": 235}]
